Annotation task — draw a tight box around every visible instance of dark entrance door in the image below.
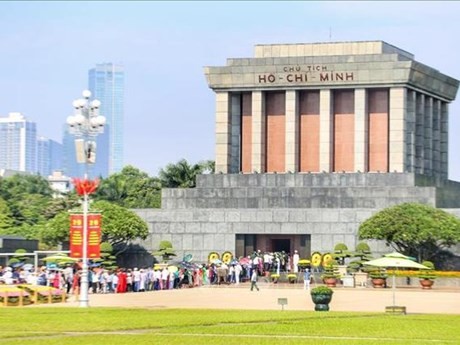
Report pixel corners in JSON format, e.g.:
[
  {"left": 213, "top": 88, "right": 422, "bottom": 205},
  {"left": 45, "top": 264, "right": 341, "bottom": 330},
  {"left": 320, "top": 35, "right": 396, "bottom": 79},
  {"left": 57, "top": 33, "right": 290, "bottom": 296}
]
[{"left": 271, "top": 239, "right": 291, "bottom": 253}]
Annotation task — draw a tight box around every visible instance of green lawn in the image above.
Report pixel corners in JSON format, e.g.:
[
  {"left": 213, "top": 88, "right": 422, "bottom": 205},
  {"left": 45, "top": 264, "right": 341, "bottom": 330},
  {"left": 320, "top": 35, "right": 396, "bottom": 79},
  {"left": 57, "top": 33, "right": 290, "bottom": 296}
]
[{"left": 1, "top": 308, "right": 459, "bottom": 344}]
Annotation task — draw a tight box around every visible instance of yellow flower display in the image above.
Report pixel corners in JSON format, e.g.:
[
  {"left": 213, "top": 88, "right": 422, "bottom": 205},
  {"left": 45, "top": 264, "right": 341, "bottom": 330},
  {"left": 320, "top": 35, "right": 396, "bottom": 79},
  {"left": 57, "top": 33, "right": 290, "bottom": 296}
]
[
  {"left": 322, "top": 253, "right": 333, "bottom": 267},
  {"left": 208, "top": 251, "right": 220, "bottom": 263},
  {"left": 222, "top": 251, "right": 233, "bottom": 264},
  {"left": 311, "top": 252, "right": 322, "bottom": 267}
]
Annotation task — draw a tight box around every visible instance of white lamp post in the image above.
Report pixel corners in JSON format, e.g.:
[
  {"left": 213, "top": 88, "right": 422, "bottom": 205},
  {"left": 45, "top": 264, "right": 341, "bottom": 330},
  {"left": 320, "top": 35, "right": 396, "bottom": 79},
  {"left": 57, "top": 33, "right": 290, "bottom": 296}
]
[{"left": 66, "top": 90, "right": 105, "bottom": 308}]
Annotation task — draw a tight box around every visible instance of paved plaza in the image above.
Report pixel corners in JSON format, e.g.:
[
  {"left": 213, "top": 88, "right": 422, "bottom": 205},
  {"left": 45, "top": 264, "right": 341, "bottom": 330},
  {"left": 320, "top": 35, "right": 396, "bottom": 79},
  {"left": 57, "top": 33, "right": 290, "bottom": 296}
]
[{"left": 55, "top": 282, "right": 460, "bottom": 314}]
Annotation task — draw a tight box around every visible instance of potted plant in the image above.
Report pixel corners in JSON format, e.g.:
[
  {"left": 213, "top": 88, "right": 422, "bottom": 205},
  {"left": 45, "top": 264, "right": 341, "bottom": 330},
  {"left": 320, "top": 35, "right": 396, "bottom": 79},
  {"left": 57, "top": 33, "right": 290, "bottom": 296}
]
[
  {"left": 270, "top": 273, "right": 280, "bottom": 283},
  {"left": 369, "top": 269, "right": 387, "bottom": 288},
  {"left": 419, "top": 261, "right": 436, "bottom": 289},
  {"left": 310, "top": 286, "right": 334, "bottom": 311},
  {"left": 287, "top": 273, "right": 297, "bottom": 284},
  {"left": 297, "top": 259, "right": 311, "bottom": 270},
  {"left": 321, "top": 262, "right": 340, "bottom": 287}
]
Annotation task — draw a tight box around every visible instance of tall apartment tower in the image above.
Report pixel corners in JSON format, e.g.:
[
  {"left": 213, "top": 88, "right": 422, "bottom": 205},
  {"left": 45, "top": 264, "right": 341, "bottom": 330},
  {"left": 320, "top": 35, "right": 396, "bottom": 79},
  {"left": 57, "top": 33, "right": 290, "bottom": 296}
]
[
  {"left": 37, "top": 137, "right": 63, "bottom": 177},
  {"left": 0, "top": 112, "right": 37, "bottom": 173},
  {"left": 88, "top": 63, "right": 125, "bottom": 176}
]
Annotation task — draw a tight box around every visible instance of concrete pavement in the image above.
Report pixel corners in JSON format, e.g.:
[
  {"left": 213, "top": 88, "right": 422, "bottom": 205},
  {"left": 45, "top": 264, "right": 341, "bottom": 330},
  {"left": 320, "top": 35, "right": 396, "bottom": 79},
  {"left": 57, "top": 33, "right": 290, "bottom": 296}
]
[{"left": 54, "top": 282, "right": 460, "bottom": 314}]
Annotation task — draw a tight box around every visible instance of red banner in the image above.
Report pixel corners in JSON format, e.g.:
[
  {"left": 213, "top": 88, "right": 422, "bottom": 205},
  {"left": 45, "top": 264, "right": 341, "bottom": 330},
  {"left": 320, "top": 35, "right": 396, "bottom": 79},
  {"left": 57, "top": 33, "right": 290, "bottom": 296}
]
[
  {"left": 69, "top": 213, "right": 102, "bottom": 259},
  {"left": 70, "top": 214, "right": 83, "bottom": 258},
  {"left": 87, "top": 214, "right": 101, "bottom": 259}
]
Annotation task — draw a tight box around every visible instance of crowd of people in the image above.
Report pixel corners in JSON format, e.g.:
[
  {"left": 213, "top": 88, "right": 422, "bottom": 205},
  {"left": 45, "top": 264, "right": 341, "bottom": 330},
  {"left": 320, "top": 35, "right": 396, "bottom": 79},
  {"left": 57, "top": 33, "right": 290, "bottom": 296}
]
[{"left": 0, "top": 249, "right": 313, "bottom": 293}]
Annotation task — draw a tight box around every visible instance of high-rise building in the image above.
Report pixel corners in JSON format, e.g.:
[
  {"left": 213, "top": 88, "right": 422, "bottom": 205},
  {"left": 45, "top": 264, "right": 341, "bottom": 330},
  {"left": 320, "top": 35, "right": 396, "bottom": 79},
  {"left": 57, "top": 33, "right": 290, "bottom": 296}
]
[
  {"left": 0, "top": 112, "right": 37, "bottom": 173},
  {"left": 88, "top": 63, "right": 124, "bottom": 176},
  {"left": 37, "top": 136, "right": 63, "bottom": 177}
]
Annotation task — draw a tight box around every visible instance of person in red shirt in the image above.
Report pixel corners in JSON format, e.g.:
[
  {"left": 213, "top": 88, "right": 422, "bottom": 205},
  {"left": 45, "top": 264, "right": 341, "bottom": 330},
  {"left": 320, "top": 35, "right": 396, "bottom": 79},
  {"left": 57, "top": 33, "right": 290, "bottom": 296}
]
[{"left": 116, "top": 268, "right": 127, "bottom": 293}]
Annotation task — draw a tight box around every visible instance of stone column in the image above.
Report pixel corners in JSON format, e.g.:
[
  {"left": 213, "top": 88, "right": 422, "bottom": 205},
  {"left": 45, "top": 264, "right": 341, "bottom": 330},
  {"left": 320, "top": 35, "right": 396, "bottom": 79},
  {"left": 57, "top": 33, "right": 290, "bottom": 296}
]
[
  {"left": 354, "top": 89, "right": 367, "bottom": 172},
  {"left": 415, "top": 93, "right": 425, "bottom": 174},
  {"left": 389, "top": 88, "right": 406, "bottom": 172},
  {"left": 319, "top": 89, "right": 333, "bottom": 172},
  {"left": 424, "top": 96, "right": 433, "bottom": 176},
  {"left": 432, "top": 99, "right": 441, "bottom": 177},
  {"left": 441, "top": 102, "right": 449, "bottom": 179},
  {"left": 215, "top": 92, "right": 231, "bottom": 173},
  {"left": 230, "top": 94, "right": 241, "bottom": 173},
  {"left": 285, "top": 90, "right": 299, "bottom": 172},
  {"left": 405, "top": 90, "right": 416, "bottom": 172},
  {"left": 252, "top": 91, "right": 266, "bottom": 173}
]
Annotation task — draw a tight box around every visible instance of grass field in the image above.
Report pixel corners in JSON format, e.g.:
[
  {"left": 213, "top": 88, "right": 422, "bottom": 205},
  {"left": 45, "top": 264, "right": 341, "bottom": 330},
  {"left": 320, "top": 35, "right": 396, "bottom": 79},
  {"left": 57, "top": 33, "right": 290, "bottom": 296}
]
[{"left": 1, "top": 308, "right": 459, "bottom": 345}]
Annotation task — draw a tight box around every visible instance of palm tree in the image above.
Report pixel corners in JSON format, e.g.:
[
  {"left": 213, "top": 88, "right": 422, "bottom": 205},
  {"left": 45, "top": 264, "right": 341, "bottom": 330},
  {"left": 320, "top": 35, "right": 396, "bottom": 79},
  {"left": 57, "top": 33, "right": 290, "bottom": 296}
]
[{"left": 159, "top": 159, "right": 214, "bottom": 188}]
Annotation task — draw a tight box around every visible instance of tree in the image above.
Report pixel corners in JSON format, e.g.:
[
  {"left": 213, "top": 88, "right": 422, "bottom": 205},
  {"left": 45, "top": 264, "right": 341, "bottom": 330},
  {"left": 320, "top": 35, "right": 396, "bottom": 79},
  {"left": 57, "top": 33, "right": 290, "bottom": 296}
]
[
  {"left": 42, "top": 194, "right": 81, "bottom": 220},
  {"left": 158, "top": 159, "right": 215, "bottom": 188},
  {"left": 94, "top": 165, "right": 161, "bottom": 208},
  {"left": 0, "top": 174, "right": 53, "bottom": 199},
  {"left": 0, "top": 174, "right": 53, "bottom": 228},
  {"left": 359, "top": 203, "right": 460, "bottom": 262},
  {"left": 0, "top": 197, "right": 14, "bottom": 233},
  {"left": 40, "top": 200, "right": 149, "bottom": 255},
  {"left": 152, "top": 240, "right": 176, "bottom": 263}
]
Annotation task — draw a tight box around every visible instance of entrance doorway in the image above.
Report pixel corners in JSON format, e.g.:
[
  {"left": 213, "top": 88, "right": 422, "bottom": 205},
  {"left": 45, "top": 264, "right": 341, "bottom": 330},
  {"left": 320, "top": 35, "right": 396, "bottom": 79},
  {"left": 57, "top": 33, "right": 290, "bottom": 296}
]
[
  {"left": 271, "top": 239, "right": 291, "bottom": 253},
  {"left": 235, "top": 234, "right": 311, "bottom": 258}
]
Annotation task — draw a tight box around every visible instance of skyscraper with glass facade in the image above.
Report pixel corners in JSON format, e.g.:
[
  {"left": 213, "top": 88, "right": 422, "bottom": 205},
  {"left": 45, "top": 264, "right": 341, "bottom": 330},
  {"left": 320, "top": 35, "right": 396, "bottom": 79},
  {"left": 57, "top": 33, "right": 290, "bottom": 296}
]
[
  {"left": 0, "top": 112, "right": 37, "bottom": 173},
  {"left": 88, "top": 63, "right": 124, "bottom": 176},
  {"left": 37, "top": 136, "right": 63, "bottom": 177}
]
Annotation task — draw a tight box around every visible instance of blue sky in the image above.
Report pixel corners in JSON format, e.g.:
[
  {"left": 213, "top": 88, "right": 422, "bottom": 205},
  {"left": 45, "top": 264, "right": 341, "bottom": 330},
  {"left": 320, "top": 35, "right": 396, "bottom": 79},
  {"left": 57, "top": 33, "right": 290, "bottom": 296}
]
[{"left": 1, "top": 1, "right": 460, "bottom": 180}]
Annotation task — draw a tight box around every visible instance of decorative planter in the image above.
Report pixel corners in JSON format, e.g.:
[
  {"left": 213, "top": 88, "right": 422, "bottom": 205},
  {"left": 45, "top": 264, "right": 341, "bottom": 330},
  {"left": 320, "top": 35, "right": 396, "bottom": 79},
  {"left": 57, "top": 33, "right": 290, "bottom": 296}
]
[
  {"left": 371, "top": 278, "right": 386, "bottom": 288},
  {"left": 419, "top": 279, "right": 435, "bottom": 289},
  {"left": 323, "top": 277, "right": 337, "bottom": 287},
  {"left": 311, "top": 293, "right": 333, "bottom": 311}
]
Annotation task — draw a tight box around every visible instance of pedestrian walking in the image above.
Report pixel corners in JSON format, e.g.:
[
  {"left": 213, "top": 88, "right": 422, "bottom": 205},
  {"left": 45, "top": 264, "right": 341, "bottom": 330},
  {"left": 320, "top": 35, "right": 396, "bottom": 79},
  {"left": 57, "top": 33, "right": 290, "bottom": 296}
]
[
  {"left": 250, "top": 269, "right": 259, "bottom": 291},
  {"left": 303, "top": 268, "right": 311, "bottom": 290}
]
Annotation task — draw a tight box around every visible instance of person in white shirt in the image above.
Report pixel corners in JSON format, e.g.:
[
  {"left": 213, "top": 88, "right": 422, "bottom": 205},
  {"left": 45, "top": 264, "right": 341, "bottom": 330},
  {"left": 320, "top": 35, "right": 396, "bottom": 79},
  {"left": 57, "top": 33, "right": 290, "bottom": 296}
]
[
  {"left": 293, "top": 250, "right": 300, "bottom": 273},
  {"left": 132, "top": 268, "right": 141, "bottom": 292},
  {"left": 161, "top": 267, "right": 169, "bottom": 290},
  {"left": 234, "top": 264, "right": 242, "bottom": 284}
]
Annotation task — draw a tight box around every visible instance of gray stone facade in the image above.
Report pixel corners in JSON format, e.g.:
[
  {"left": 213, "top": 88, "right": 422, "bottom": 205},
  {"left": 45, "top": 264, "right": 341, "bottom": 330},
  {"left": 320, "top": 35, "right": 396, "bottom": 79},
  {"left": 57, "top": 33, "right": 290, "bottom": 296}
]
[{"left": 134, "top": 173, "right": 460, "bottom": 262}]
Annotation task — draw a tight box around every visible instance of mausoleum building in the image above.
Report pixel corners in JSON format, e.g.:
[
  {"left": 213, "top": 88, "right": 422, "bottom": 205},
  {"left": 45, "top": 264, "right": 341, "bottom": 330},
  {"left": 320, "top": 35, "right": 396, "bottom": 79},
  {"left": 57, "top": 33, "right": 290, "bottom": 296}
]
[{"left": 135, "top": 41, "right": 460, "bottom": 262}]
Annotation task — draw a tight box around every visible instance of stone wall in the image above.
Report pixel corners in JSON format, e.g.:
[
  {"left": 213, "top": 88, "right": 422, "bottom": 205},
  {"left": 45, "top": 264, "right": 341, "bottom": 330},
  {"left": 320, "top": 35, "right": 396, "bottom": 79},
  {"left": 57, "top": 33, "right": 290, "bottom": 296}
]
[{"left": 133, "top": 173, "right": 460, "bottom": 263}]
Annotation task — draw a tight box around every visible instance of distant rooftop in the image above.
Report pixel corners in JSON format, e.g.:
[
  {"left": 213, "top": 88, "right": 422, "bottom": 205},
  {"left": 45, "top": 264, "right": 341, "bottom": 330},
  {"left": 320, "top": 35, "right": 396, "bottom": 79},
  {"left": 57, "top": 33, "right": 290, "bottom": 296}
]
[{"left": 254, "top": 40, "right": 414, "bottom": 60}]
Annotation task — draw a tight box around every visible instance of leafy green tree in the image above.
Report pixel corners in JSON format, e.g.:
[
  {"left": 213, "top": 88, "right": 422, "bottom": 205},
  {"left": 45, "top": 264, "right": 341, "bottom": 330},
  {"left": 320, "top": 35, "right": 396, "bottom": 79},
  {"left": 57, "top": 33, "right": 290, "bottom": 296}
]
[
  {"left": 0, "top": 174, "right": 52, "bottom": 199},
  {"left": 0, "top": 197, "right": 14, "bottom": 233},
  {"left": 333, "top": 243, "right": 350, "bottom": 265},
  {"left": 40, "top": 200, "right": 149, "bottom": 255},
  {"left": 12, "top": 193, "right": 51, "bottom": 226},
  {"left": 0, "top": 174, "right": 53, "bottom": 228},
  {"left": 359, "top": 203, "right": 460, "bottom": 262},
  {"left": 94, "top": 165, "right": 161, "bottom": 208},
  {"left": 100, "top": 242, "right": 118, "bottom": 268},
  {"left": 158, "top": 159, "right": 215, "bottom": 188},
  {"left": 42, "top": 194, "right": 81, "bottom": 220},
  {"left": 153, "top": 240, "right": 176, "bottom": 263}
]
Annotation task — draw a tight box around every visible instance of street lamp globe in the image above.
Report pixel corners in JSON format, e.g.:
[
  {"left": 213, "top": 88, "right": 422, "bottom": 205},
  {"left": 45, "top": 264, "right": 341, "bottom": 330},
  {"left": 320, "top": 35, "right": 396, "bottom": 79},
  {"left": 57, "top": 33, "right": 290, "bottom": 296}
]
[{"left": 82, "top": 90, "right": 92, "bottom": 99}]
